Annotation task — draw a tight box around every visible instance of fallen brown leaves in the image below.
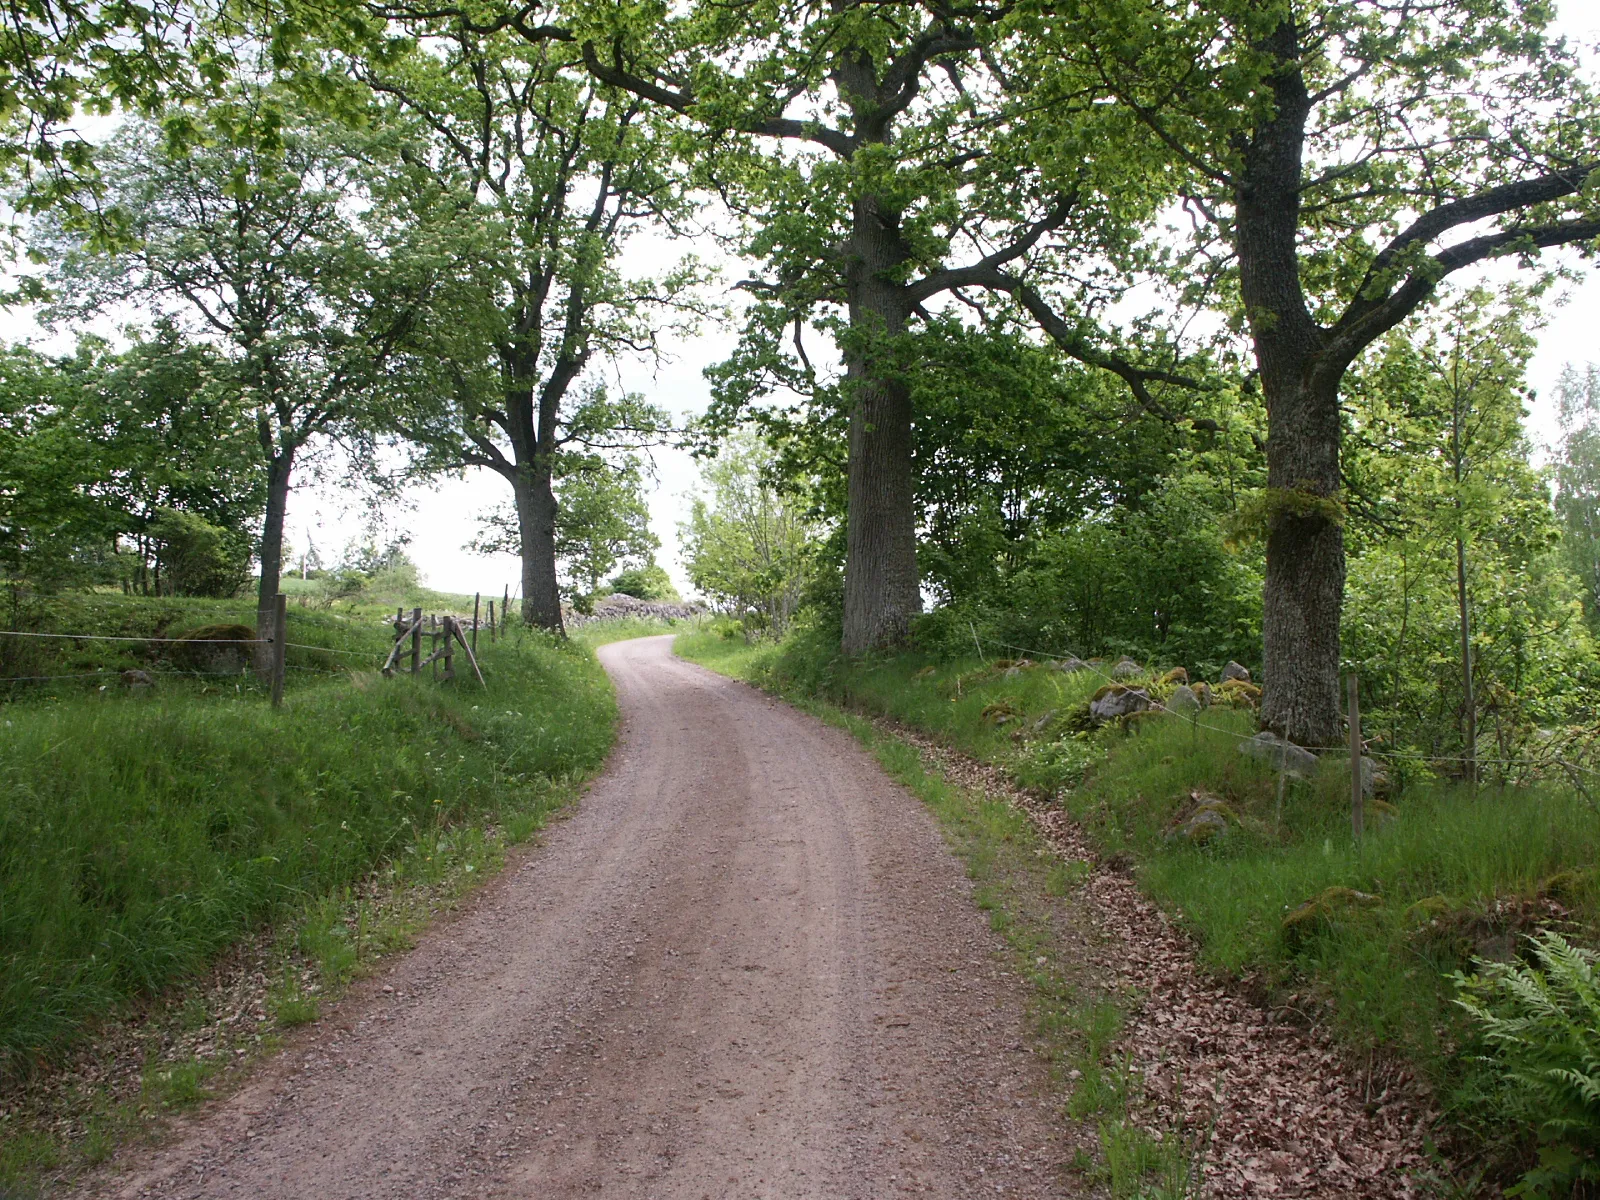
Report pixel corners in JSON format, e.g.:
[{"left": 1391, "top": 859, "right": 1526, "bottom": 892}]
[{"left": 886, "top": 721, "right": 1437, "bottom": 1199}]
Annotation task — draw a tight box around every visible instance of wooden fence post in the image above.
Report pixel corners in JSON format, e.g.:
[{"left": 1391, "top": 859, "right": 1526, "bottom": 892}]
[
  {"left": 442, "top": 616, "right": 455, "bottom": 681},
  {"left": 504, "top": 585, "right": 511, "bottom": 631},
  {"left": 411, "top": 606, "right": 422, "bottom": 676},
  {"left": 270, "top": 593, "right": 287, "bottom": 709},
  {"left": 472, "top": 593, "right": 480, "bottom": 657},
  {"left": 430, "top": 615, "right": 438, "bottom": 681},
  {"left": 1349, "top": 672, "right": 1364, "bottom": 841},
  {"left": 488, "top": 599, "right": 496, "bottom": 643}
]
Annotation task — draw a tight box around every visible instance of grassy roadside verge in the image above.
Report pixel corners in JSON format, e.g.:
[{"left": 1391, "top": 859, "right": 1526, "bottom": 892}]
[
  {"left": 0, "top": 616, "right": 677, "bottom": 1195},
  {"left": 675, "top": 623, "right": 1600, "bottom": 1188},
  {"left": 674, "top": 628, "right": 1203, "bottom": 1197}
]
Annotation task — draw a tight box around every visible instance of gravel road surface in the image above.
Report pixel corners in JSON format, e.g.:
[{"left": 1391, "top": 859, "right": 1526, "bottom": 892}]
[{"left": 90, "top": 635, "right": 1067, "bottom": 1199}]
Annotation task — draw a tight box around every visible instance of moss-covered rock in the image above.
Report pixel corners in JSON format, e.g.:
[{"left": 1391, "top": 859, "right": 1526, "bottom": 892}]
[
  {"left": 1216, "top": 678, "right": 1263, "bottom": 707},
  {"left": 1160, "top": 666, "right": 1189, "bottom": 685},
  {"left": 1282, "top": 886, "right": 1384, "bottom": 952},
  {"left": 1166, "top": 793, "right": 1242, "bottom": 845},
  {"left": 170, "top": 623, "right": 257, "bottom": 673},
  {"left": 1538, "top": 867, "right": 1599, "bottom": 906},
  {"left": 981, "top": 700, "right": 1020, "bottom": 725},
  {"left": 1089, "top": 685, "right": 1153, "bottom": 724}
]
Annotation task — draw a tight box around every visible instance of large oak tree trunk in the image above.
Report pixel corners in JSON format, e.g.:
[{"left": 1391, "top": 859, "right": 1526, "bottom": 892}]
[
  {"left": 513, "top": 461, "right": 565, "bottom": 634},
  {"left": 840, "top": 190, "right": 921, "bottom": 655},
  {"left": 842, "top": 367, "right": 919, "bottom": 653},
  {"left": 1236, "top": 14, "right": 1346, "bottom": 747},
  {"left": 255, "top": 447, "right": 295, "bottom": 675},
  {"left": 1258, "top": 373, "right": 1345, "bottom": 746}
]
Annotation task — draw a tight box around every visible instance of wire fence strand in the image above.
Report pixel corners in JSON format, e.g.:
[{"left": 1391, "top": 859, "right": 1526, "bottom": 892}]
[{"left": 0, "top": 630, "right": 268, "bottom": 644}]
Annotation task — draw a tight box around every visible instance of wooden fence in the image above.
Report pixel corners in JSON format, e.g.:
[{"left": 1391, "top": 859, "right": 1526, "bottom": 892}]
[{"left": 381, "top": 593, "right": 492, "bottom": 689}]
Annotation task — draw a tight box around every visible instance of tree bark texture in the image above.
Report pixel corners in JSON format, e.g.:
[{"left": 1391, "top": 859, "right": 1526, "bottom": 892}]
[
  {"left": 837, "top": 60, "right": 922, "bottom": 655},
  {"left": 514, "top": 464, "right": 565, "bottom": 634},
  {"left": 1235, "top": 15, "right": 1347, "bottom": 747},
  {"left": 500, "top": 357, "right": 576, "bottom": 635},
  {"left": 255, "top": 448, "right": 295, "bottom": 675}
]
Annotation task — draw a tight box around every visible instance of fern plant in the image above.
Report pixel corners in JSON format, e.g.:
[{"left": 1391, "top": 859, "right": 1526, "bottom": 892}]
[{"left": 1455, "top": 930, "right": 1600, "bottom": 1198}]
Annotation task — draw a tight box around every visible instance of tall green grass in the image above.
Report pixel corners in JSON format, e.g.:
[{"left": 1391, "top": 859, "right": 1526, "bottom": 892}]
[
  {"left": 0, "top": 629, "right": 614, "bottom": 1080},
  {"left": 0, "top": 591, "right": 395, "bottom": 688}
]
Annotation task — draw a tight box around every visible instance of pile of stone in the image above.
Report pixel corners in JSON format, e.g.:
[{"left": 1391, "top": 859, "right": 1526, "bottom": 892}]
[{"left": 564, "top": 592, "right": 704, "bottom": 626}]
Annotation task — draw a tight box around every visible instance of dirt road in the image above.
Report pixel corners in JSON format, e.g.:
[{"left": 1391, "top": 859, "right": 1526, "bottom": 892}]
[{"left": 93, "top": 636, "right": 1067, "bottom": 1199}]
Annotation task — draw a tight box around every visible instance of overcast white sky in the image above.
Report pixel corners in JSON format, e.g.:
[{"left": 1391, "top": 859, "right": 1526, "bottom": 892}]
[{"left": 5, "top": 5, "right": 1598, "bottom": 600}]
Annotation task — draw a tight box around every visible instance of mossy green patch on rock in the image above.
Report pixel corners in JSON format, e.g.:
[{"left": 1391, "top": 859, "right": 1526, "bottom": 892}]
[
  {"left": 1538, "top": 867, "right": 1599, "bottom": 906},
  {"left": 1282, "top": 886, "right": 1384, "bottom": 952},
  {"left": 169, "top": 624, "right": 258, "bottom": 673}
]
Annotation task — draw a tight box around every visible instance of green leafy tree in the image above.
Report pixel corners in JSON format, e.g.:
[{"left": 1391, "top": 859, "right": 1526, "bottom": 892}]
[
  {"left": 0, "top": 0, "right": 236, "bottom": 223},
  {"left": 553, "top": 455, "right": 659, "bottom": 599},
  {"left": 0, "top": 345, "right": 113, "bottom": 588},
  {"left": 575, "top": 0, "right": 1199, "bottom": 655},
  {"left": 38, "top": 86, "right": 430, "bottom": 642},
  {"left": 1042, "top": 0, "right": 1600, "bottom": 744},
  {"left": 681, "top": 431, "right": 819, "bottom": 636},
  {"left": 1342, "top": 289, "right": 1593, "bottom": 770},
  {"left": 609, "top": 563, "right": 679, "bottom": 602},
  {"left": 1554, "top": 363, "right": 1600, "bottom": 625},
  {"left": 68, "top": 330, "right": 264, "bottom": 593},
  {"left": 0, "top": 333, "right": 262, "bottom": 591},
  {"left": 348, "top": 27, "right": 703, "bottom": 632},
  {"left": 144, "top": 507, "right": 250, "bottom": 597}
]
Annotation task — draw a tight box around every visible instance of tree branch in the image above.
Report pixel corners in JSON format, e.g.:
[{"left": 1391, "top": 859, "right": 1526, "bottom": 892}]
[
  {"left": 580, "top": 39, "right": 855, "bottom": 156},
  {"left": 903, "top": 195, "right": 1075, "bottom": 305}
]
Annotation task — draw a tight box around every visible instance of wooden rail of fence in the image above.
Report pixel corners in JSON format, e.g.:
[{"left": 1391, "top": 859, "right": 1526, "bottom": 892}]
[{"left": 380, "top": 593, "right": 489, "bottom": 690}]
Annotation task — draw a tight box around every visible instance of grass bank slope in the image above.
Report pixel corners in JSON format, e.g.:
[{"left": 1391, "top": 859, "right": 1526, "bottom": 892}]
[
  {"left": 676, "top": 622, "right": 1600, "bottom": 1181},
  {"left": 0, "top": 622, "right": 615, "bottom": 1084}
]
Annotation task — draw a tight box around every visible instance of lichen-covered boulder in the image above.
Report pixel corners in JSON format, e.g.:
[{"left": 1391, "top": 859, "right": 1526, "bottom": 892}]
[
  {"left": 1089, "top": 685, "right": 1152, "bottom": 724},
  {"left": 1238, "top": 731, "right": 1318, "bottom": 776},
  {"left": 121, "top": 669, "right": 155, "bottom": 689},
  {"left": 1190, "top": 681, "right": 1211, "bottom": 707},
  {"left": 1050, "top": 657, "right": 1089, "bottom": 673},
  {"left": 1216, "top": 678, "right": 1262, "bottom": 707},
  {"left": 1166, "top": 684, "right": 1201, "bottom": 714},
  {"left": 1111, "top": 656, "right": 1143, "bottom": 680},
  {"left": 1220, "top": 661, "right": 1252, "bottom": 683}
]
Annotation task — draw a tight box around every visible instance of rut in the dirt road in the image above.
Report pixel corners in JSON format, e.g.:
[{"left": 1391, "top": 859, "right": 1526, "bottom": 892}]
[{"left": 84, "top": 635, "right": 1070, "bottom": 1200}]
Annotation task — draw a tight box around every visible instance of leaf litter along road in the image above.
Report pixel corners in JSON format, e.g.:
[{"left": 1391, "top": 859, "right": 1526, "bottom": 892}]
[{"left": 83, "top": 636, "right": 1071, "bottom": 1199}]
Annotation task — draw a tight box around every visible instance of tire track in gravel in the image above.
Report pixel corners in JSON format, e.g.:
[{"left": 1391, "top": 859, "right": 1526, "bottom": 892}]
[{"left": 83, "top": 635, "right": 1071, "bottom": 1199}]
